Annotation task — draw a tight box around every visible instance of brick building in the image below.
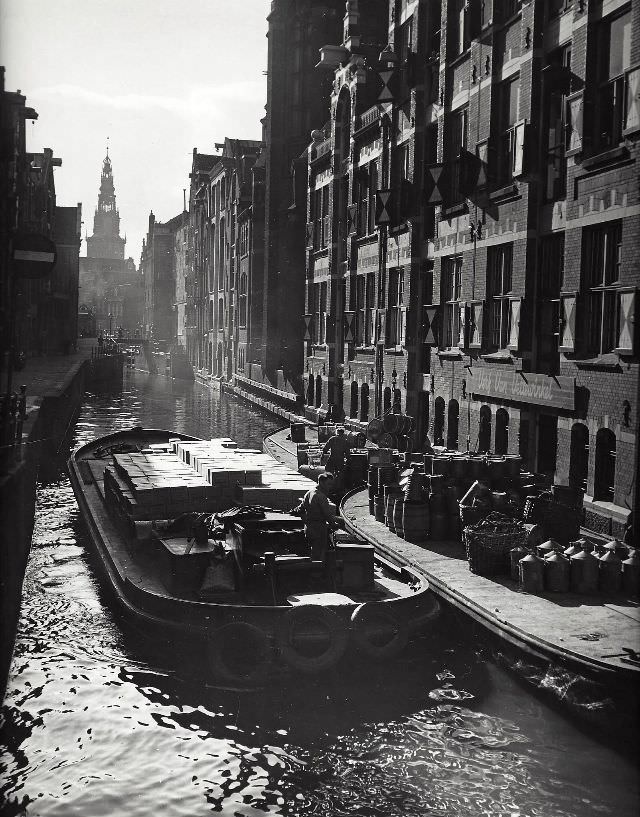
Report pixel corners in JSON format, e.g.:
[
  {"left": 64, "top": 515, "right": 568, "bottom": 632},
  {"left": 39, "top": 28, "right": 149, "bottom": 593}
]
[
  {"left": 260, "top": 0, "right": 344, "bottom": 384},
  {"left": 299, "top": 0, "right": 638, "bottom": 537}
]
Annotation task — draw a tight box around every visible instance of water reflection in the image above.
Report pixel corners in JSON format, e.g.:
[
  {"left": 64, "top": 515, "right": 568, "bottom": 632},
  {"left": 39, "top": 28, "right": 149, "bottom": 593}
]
[{"left": 1, "top": 370, "right": 639, "bottom": 817}]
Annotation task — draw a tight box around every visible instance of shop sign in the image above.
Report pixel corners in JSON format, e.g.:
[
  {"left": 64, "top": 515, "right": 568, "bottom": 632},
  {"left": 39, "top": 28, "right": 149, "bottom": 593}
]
[{"left": 467, "top": 369, "right": 575, "bottom": 410}]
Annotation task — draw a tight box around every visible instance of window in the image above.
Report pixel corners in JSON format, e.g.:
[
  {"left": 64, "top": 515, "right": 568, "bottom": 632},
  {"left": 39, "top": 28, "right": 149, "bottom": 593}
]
[
  {"left": 594, "top": 428, "right": 616, "bottom": 501},
  {"left": 545, "top": 46, "right": 571, "bottom": 201},
  {"left": 451, "top": 0, "right": 470, "bottom": 56},
  {"left": 596, "top": 10, "right": 631, "bottom": 150},
  {"left": 387, "top": 269, "right": 405, "bottom": 346},
  {"left": 442, "top": 256, "right": 462, "bottom": 347},
  {"left": 311, "top": 185, "right": 330, "bottom": 249},
  {"left": 478, "top": 405, "right": 492, "bottom": 453},
  {"left": 487, "top": 244, "right": 513, "bottom": 350},
  {"left": 569, "top": 422, "right": 589, "bottom": 493},
  {"left": 238, "top": 273, "right": 247, "bottom": 328},
  {"left": 355, "top": 161, "right": 378, "bottom": 236},
  {"left": 447, "top": 400, "right": 460, "bottom": 449},
  {"left": 538, "top": 235, "right": 564, "bottom": 373},
  {"left": 446, "top": 108, "right": 468, "bottom": 203},
  {"left": 495, "top": 408, "right": 509, "bottom": 455},
  {"left": 434, "top": 397, "right": 446, "bottom": 446},
  {"left": 239, "top": 221, "right": 249, "bottom": 257},
  {"left": 313, "top": 281, "right": 328, "bottom": 344},
  {"left": 582, "top": 222, "right": 622, "bottom": 355},
  {"left": 397, "top": 18, "right": 413, "bottom": 64},
  {"left": 354, "top": 273, "right": 375, "bottom": 346},
  {"left": 547, "top": 0, "right": 572, "bottom": 18},
  {"left": 495, "top": 79, "right": 520, "bottom": 184}
]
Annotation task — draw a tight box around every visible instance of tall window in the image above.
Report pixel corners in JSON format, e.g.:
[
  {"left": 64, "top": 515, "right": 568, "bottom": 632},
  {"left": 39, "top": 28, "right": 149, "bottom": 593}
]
[
  {"left": 312, "top": 185, "right": 330, "bottom": 249},
  {"left": 487, "top": 244, "right": 513, "bottom": 350},
  {"left": 442, "top": 256, "right": 462, "bottom": 348},
  {"left": 446, "top": 108, "right": 468, "bottom": 203},
  {"left": 545, "top": 45, "right": 571, "bottom": 201},
  {"left": 238, "top": 273, "right": 247, "bottom": 328},
  {"left": 569, "top": 422, "right": 589, "bottom": 493},
  {"left": 582, "top": 222, "right": 622, "bottom": 355},
  {"left": 495, "top": 79, "right": 520, "bottom": 184},
  {"left": 451, "top": 0, "right": 470, "bottom": 55},
  {"left": 538, "top": 235, "right": 564, "bottom": 374},
  {"left": 397, "top": 18, "right": 413, "bottom": 63},
  {"left": 313, "top": 281, "right": 328, "bottom": 344},
  {"left": 594, "top": 428, "right": 616, "bottom": 501},
  {"left": 596, "top": 10, "right": 631, "bottom": 150},
  {"left": 356, "top": 162, "right": 378, "bottom": 236},
  {"left": 387, "top": 269, "right": 404, "bottom": 346}
]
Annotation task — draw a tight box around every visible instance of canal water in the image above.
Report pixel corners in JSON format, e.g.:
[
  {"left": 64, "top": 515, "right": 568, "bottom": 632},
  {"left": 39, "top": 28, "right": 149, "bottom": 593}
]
[{"left": 1, "top": 370, "right": 638, "bottom": 817}]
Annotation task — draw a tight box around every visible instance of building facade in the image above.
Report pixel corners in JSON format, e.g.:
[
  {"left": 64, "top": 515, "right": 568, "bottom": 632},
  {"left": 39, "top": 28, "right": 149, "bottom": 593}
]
[{"left": 298, "top": 0, "right": 638, "bottom": 537}]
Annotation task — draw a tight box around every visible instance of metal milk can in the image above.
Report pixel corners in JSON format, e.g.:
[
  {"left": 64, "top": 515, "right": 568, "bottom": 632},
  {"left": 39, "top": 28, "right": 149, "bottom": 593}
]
[
  {"left": 570, "top": 549, "right": 599, "bottom": 594},
  {"left": 544, "top": 552, "right": 570, "bottom": 593},
  {"left": 519, "top": 553, "right": 544, "bottom": 594}
]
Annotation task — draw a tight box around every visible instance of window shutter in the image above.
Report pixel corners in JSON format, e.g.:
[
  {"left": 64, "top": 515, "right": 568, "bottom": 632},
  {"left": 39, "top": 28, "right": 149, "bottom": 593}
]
[
  {"left": 624, "top": 67, "right": 640, "bottom": 135},
  {"left": 512, "top": 121, "right": 527, "bottom": 178},
  {"left": 375, "top": 190, "right": 394, "bottom": 225},
  {"left": 376, "top": 308, "right": 387, "bottom": 344},
  {"left": 422, "top": 305, "right": 440, "bottom": 345},
  {"left": 508, "top": 297, "right": 522, "bottom": 351},
  {"left": 323, "top": 215, "right": 330, "bottom": 245},
  {"left": 566, "top": 92, "right": 583, "bottom": 155},
  {"left": 469, "top": 300, "right": 484, "bottom": 349},
  {"left": 306, "top": 222, "right": 314, "bottom": 249},
  {"left": 378, "top": 68, "right": 397, "bottom": 103},
  {"left": 399, "top": 307, "right": 408, "bottom": 345},
  {"left": 559, "top": 293, "right": 577, "bottom": 352},
  {"left": 458, "top": 303, "right": 468, "bottom": 348},
  {"left": 344, "top": 311, "right": 356, "bottom": 343},
  {"left": 615, "top": 288, "right": 636, "bottom": 354},
  {"left": 303, "top": 314, "right": 313, "bottom": 341},
  {"left": 424, "top": 164, "right": 449, "bottom": 205}
]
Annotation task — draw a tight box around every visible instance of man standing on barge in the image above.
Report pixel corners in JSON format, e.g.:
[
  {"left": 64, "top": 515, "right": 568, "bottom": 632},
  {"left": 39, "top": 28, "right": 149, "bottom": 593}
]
[{"left": 292, "top": 472, "right": 342, "bottom": 561}]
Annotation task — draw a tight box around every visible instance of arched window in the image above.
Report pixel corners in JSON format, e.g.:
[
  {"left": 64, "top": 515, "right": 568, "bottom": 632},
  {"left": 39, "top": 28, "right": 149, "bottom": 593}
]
[
  {"left": 569, "top": 423, "right": 589, "bottom": 493},
  {"left": 360, "top": 383, "right": 370, "bottom": 422},
  {"left": 350, "top": 381, "right": 359, "bottom": 418},
  {"left": 383, "top": 387, "right": 392, "bottom": 415},
  {"left": 315, "top": 375, "right": 322, "bottom": 408},
  {"left": 594, "top": 428, "right": 616, "bottom": 501},
  {"left": 478, "top": 405, "right": 492, "bottom": 453},
  {"left": 495, "top": 408, "right": 509, "bottom": 455},
  {"left": 307, "top": 372, "right": 314, "bottom": 405},
  {"left": 434, "top": 397, "right": 445, "bottom": 446},
  {"left": 447, "top": 400, "right": 460, "bottom": 450}
]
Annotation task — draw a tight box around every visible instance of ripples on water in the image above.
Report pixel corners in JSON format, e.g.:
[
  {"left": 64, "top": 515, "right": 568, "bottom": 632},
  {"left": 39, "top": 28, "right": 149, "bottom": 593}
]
[{"left": 1, "top": 372, "right": 638, "bottom": 816}]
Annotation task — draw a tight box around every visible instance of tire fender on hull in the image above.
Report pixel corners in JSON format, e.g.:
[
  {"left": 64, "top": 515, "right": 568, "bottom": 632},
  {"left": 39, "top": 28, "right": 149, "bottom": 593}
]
[
  {"left": 276, "top": 604, "right": 348, "bottom": 673},
  {"left": 208, "top": 622, "right": 271, "bottom": 684},
  {"left": 350, "top": 603, "right": 409, "bottom": 660}
]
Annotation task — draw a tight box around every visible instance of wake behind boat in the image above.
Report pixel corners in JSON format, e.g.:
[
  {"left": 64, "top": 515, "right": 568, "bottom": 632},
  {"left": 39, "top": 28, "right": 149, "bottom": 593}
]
[{"left": 68, "top": 427, "right": 439, "bottom": 683}]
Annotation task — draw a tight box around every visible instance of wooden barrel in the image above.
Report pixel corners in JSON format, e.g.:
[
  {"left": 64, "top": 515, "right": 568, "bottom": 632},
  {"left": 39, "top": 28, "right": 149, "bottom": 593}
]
[
  {"left": 383, "top": 413, "right": 405, "bottom": 434},
  {"left": 450, "top": 455, "right": 469, "bottom": 479},
  {"left": 445, "top": 485, "right": 462, "bottom": 515},
  {"left": 430, "top": 512, "right": 449, "bottom": 541},
  {"left": 347, "top": 452, "right": 368, "bottom": 486},
  {"left": 486, "top": 457, "right": 507, "bottom": 482},
  {"left": 431, "top": 456, "right": 451, "bottom": 477},
  {"left": 368, "top": 498, "right": 375, "bottom": 516},
  {"left": 347, "top": 431, "right": 367, "bottom": 449},
  {"left": 427, "top": 474, "right": 446, "bottom": 495},
  {"left": 368, "top": 466, "right": 379, "bottom": 493},
  {"left": 378, "top": 432, "right": 397, "bottom": 449},
  {"left": 385, "top": 490, "right": 401, "bottom": 530},
  {"left": 448, "top": 514, "right": 462, "bottom": 541},
  {"left": 504, "top": 455, "right": 522, "bottom": 479},
  {"left": 290, "top": 422, "right": 306, "bottom": 443},
  {"left": 366, "top": 418, "right": 385, "bottom": 442},
  {"left": 393, "top": 497, "right": 405, "bottom": 538},
  {"left": 374, "top": 496, "right": 386, "bottom": 522},
  {"left": 402, "top": 502, "right": 430, "bottom": 543}
]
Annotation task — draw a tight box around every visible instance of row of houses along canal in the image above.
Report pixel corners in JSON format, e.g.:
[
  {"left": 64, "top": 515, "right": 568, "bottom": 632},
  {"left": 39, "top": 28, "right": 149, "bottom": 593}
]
[{"left": 0, "top": 367, "right": 638, "bottom": 817}]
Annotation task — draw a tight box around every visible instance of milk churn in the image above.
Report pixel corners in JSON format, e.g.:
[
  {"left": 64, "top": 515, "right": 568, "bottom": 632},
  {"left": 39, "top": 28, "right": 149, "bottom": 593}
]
[
  {"left": 510, "top": 543, "right": 528, "bottom": 582},
  {"left": 622, "top": 550, "right": 639, "bottom": 597},
  {"left": 564, "top": 538, "right": 587, "bottom": 558},
  {"left": 570, "top": 549, "right": 599, "bottom": 593},
  {"left": 598, "top": 550, "right": 622, "bottom": 594},
  {"left": 538, "top": 539, "right": 560, "bottom": 559},
  {"left": 544, "top": 552, "right": 571, "bottom": 593},
  {"left": 603, "top": 538, "right": 628, "bottom": 561},
  {"left": 519, "top": 553, "right": 544, "bottom": 593}
]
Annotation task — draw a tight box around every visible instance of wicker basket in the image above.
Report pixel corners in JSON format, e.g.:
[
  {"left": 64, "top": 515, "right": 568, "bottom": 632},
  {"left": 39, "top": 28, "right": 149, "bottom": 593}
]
[
  {"left": 459, "top": 504, "right": 489, "bottom": 528},
  {"left": 523, "top": 494, "right": 581, "bottom": 545},
  {"left": 464, "top": 513, "right": 528, "bottom": 577}
]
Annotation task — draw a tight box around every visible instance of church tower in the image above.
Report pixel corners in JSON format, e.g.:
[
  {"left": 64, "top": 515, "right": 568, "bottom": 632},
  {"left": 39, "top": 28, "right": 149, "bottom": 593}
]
[{"left": 86, "top": 149, "right": 126, "bottom": 260}]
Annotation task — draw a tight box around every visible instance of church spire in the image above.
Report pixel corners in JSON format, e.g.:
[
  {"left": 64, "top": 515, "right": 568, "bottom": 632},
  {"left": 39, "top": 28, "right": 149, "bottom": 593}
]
[{"left": 86, "top": 146, "right": 126, "bottom": 260}]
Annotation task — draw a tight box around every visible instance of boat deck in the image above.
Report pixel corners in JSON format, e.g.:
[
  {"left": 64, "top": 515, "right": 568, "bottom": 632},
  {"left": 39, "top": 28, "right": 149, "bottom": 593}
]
[{"left": 264, "top": 425, "right": 640, "bottom": 682}]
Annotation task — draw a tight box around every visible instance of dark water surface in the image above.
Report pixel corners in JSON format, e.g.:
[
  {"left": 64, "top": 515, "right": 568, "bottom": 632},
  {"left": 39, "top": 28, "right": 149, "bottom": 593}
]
[{"left": 1, "top": 370, "right": 638, "bottom": 817}]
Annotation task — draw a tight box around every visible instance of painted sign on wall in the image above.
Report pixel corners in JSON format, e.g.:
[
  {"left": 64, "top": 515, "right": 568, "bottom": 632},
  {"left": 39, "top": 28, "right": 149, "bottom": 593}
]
[{"left": 467, "top": 369, "right": 575, "bottom": 410}]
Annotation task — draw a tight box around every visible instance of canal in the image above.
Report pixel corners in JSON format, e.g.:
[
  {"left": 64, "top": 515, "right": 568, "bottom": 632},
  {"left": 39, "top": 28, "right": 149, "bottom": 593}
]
[{"left": 1, "top": 370, "right": 638, "bottom": 817}]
